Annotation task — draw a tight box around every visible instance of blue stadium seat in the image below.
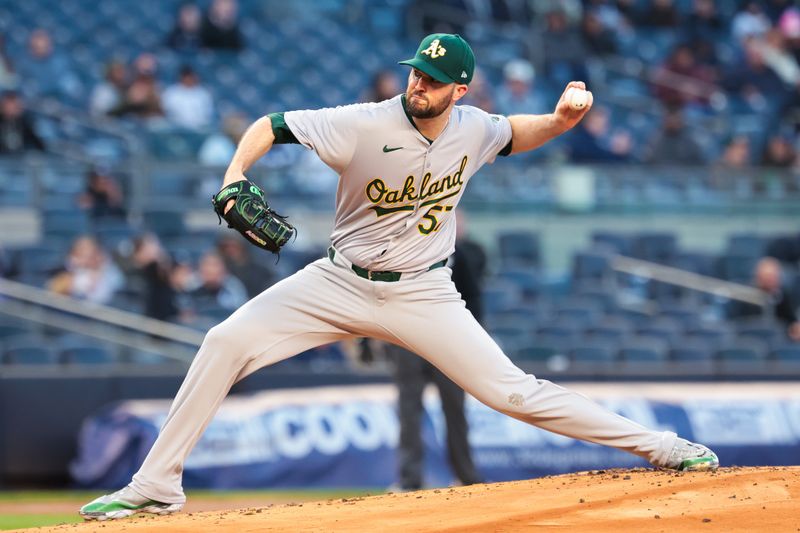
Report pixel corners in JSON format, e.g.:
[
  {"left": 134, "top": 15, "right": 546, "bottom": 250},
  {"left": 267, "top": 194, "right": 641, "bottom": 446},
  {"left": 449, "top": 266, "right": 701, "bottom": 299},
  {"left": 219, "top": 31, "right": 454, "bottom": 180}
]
[
  {"left": 726, "top": 233, "right": 766, "bottom": 257},
  {"left": 685, "top": 325, "right": 730, "bottom": 345},
  {"left": 143, "top": 210, "right": 186, "bottom": 238},
  {"left": 716, "top": 253, "right": 759, "bottom": 283},
  {"left": 571, "top": 251, "right": 610, "bottom": 281},
  {"left": 4, "top": 336, "right": 59, "bottom": 365},
  {"left": 771, "top": 346, "right": 800, "bottom": 361},
  {"left": 0, "top": 324, "right": 31, "bottom": 340},
  {"left": 734, "top": 318, "right": 786, "bottom": 346},
  {"left": 591, "top": 231, "right": 632, "bottom": 255},
  {"left": 62, "top": 346, "right": 115, "bottom": 365},
  {"left": 15, "top": 245, "right": 65, "bottom": 274},
  {"left": 632, "top": 232, "right": 677, "bottom": 264},
  {"left": 620, "top": 336, "right": 669, "bottom": 361},
  {"left": 42, "top": 209, "right": 90, "bottom": 239},
  {"left": 715, "top": 339, "right": 768, "bottom": 361},
  {"left": 658, "top": 302, "right": 701, "bottom": 326},
  {"left": 570, "top": 337, "right": 618, "bottom": 362},
  {"left": 495, "top": 267, "right": 540, "bottom": 299},
  {"left": 584, "top": 326, "right": 626, "bottom": 343},
  {"left": 482, "top": 281, "right": 522, "bottom": 314},
  {"left": 670, "top": 339, "right": 714, "bottom": 361},
  {"left": 498, "top": 231, "right": 540, "bottom": 268}
]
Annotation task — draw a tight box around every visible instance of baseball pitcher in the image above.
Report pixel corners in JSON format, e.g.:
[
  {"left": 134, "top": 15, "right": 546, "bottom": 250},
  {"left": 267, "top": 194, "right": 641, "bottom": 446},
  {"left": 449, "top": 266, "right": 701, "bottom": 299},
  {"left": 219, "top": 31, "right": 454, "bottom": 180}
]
[{"left": 80, "top": 33, "right": 718, "bottom": 521}]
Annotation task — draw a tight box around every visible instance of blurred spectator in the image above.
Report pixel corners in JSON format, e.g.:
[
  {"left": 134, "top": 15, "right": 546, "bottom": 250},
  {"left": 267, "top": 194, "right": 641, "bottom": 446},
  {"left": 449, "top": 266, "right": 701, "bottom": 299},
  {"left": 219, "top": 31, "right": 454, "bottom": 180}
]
[
  {"left": 187, "top": 251, "right": 248, "bottom": 310},
  {"left": 723, "top": 40, "right": 787, "bottom": 112},
  {"left": 644, "top": 107, "right": 705, "bottom": 165},
  {"left": 110, "top": 53, "right": 164, "bottom": 122},
  {"left": 764, "top": 0, "right": 793, "bottom": 23},
  {"left": 198, "top": 112, "right": 248, "bottom": 165},
  {"left": 585, "top": 0, "right": 631, "bottom": 34},
  {"left": 686, "top": 0, "right": 723, "bottom": 39},
  {"left": 77, "top": 167, "right": 126, "bottom": 219},
  {"left": 754, "top": 257, "right": 800, "bottom": 341},
  {"left": 89, "top": 61, "right": 128, "bottom": 118},
  {"left": 216, "top": 234, "right": 275, "bottom": 298},
  {"left": 131, "top": 233, "right": 178, "bottom": 321},
  {"left": 567, "top": 106, "right": 632, "bottom": 163},
  {"left": 0, "top": 91, "right": 44, "bottom": 154},
  {"left": 542, "top": 9, "right": 587, "bottom": 86},
  {"left": 718, "top": 135, "right": 752, "bottom": 169},
  {"left": 0, "top": 36, "right": 18, "bottom": 90},
  {"left": 761, "top": 134, "right": 796, "bottom": 167},
  {"left": 167, "top": 3, "right": 203, "bottom": 51},
  {"left": 361, "top": 70, "right": 400, "bottom": 103},
  {"left": 47, "top": 236, "right": 123, "bottom": 304},
  {"left": 779, "top": 7, "right": 800, "bottom": 63},
  {"left": 754, "top": 29, "right": 800, "bottom": 87},
  {"left": 201, "top": 0, "right": 244, "bottom": 50},
  {"left": 652, "top": 44, "right": 717, "bottom": 108},
  {"left": 732, "top": 2, "right": 772, "bottom": 43},
  {"left": 638, "top": 0, "right": 679, "bottom": 28},
  {"left": 580, "top": 11, "right": 617, "bottom": 57},
  {"left": 495, "top": 59, "right": 548, "bottom": 116},
  {"left": 163, "top": 65, "right": 214, "bottom": 130},
  {"left": 16, "top": 28, "right": 81, "bottom": 103},
  {"left": 460, "top": 67, "right": 495, "bottom": 113}
]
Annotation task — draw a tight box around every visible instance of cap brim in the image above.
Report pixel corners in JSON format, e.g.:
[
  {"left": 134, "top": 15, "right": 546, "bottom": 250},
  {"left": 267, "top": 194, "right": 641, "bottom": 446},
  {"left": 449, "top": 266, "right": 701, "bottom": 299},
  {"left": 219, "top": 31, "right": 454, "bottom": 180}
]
[{"left": 398, "top": 58, "right": 454, "bottom": 84}]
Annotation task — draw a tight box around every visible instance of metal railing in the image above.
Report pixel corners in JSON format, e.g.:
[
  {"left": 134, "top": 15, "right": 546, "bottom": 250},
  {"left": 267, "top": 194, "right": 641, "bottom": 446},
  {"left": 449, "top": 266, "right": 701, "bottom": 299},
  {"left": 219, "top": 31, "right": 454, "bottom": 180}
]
[
  {"left": 610, "top": 255, "right": 768, "bottom": 307},
  {"left": 0, "top": 278, "right": 204, "bottom": 363}
]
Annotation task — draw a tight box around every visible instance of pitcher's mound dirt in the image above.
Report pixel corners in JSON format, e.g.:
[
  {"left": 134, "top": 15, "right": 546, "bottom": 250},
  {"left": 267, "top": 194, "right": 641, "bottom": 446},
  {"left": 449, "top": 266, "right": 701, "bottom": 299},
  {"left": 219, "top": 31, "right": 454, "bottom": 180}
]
[{"left": 34, "top": 466, "right": 800, "bottom": 532}]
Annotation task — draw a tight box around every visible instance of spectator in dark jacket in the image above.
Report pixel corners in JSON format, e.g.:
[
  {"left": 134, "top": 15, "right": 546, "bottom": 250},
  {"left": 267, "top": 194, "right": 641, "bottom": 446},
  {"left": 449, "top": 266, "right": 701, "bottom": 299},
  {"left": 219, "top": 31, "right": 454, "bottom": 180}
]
[
  {"left": 645, "top": 107, "right": 705, "bottom": 165},
  {"left": 754, "top": 257, "right": 800, "bottom": 341},
  {"left": 167, "top": 3, "right": 203, "bottom": 51},
  {"left": 216, "top": 234, "right": 275, "bottom": 298},
  {"left": 201, "top": 0, "right": 244, "bottom": 50},
  {"left": 0, "top": 91, "right": 44, "bottom": 154},
  {"left": 77, "top": 167, "right": 126, "bottom": 219}
]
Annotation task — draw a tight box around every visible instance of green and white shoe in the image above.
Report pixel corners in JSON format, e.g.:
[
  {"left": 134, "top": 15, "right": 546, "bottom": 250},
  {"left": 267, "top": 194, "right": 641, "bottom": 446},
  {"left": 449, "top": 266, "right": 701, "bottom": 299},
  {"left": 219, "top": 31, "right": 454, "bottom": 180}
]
[
  {"left": 663, "top": 438, "right": 719, "bottom": 472},
  {"left": 79, "top": 486, "right": 183, "bottom": 521}
]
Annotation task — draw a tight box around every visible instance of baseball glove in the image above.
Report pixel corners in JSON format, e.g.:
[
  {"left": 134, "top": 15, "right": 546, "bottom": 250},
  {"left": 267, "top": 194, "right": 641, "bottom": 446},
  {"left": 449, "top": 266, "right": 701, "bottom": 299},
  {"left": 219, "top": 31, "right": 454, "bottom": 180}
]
[{"left": 212, "top": 180, "right": 295, "bottom": 253}]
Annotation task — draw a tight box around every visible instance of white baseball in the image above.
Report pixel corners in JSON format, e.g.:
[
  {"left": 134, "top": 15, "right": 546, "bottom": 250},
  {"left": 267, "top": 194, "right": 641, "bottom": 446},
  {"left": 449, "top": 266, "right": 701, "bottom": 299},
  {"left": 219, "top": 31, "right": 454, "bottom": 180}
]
[{"left": 566, "top": 87, "right": 589, "bottom": 111}]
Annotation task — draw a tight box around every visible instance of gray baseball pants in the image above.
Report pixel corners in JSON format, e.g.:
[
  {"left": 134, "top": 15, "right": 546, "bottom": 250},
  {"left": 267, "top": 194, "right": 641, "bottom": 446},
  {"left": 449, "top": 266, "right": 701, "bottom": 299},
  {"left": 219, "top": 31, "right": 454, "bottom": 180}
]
[{"left": 130, "top": 252, "right": 677, "bottom": 504}]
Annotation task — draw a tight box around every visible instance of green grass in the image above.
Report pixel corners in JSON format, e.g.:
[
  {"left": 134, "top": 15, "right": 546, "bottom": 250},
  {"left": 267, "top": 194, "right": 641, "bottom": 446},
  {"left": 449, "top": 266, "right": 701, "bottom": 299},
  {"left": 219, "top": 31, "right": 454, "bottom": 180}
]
[
  {"left": 0, "top": 488, "right": 380, "bottom": 530},
  {"left": 0, "top": 514, "right": 83, "bottom": 530}
]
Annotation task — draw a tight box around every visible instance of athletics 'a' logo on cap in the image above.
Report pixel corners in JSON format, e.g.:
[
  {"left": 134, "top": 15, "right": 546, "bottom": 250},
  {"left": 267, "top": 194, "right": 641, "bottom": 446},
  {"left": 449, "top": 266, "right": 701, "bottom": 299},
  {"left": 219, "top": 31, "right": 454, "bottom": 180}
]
[
  {"left": 461, "top": 71, "right": 468, "bottom": 78},
  {"left": 421, "top": 39, "right": 446, "bottom": 59}
]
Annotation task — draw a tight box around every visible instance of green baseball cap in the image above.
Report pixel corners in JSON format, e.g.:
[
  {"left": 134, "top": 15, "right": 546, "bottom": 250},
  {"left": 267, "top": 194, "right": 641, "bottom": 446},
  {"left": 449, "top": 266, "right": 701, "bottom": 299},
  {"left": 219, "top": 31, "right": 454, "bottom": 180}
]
[{"left": 399, "top": 33, "right": 475, "bottom": 85}]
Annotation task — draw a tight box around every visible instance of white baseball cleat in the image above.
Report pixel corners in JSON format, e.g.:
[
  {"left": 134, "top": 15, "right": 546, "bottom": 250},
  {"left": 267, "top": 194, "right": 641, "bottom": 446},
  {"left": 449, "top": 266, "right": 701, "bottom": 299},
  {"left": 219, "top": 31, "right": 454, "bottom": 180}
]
[
  {"left": 79, "top": 486, "right": 183, "bottom": 521},
  {"left": 661, "top": 437, "right": 719, "bottom": 472}
]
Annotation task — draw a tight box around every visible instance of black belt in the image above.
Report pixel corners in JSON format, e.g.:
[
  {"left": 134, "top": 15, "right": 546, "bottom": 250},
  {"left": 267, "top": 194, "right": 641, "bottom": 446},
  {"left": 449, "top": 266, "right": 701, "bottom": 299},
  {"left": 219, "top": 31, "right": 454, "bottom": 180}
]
[{"left": 327, "top": 247, "right": 446, "bottom": 282}]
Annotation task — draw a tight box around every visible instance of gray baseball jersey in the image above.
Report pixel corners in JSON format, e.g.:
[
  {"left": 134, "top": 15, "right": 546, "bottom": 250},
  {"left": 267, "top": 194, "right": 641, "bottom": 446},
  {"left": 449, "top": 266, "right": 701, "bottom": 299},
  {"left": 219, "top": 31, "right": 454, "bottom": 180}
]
[{"left": 284, "top": 95, "right": 511, "bottom": 272}]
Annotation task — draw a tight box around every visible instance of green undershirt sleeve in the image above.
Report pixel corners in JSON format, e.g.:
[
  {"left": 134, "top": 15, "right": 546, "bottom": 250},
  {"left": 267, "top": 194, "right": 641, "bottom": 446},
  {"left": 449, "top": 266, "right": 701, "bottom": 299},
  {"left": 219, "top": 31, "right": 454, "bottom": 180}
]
[
  {"left": 267, "top": 112, "right": 299, "bottom": 144},
  {"left": 498, "top": 139, "right": 513, "bottom": 157}
]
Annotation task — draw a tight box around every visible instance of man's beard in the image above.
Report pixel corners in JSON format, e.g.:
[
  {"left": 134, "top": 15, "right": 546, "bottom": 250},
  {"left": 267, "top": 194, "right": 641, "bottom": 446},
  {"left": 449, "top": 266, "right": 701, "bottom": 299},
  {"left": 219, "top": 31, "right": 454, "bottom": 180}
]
[{"left": 406, "top": 87, "right": 453, "bottom": 118}]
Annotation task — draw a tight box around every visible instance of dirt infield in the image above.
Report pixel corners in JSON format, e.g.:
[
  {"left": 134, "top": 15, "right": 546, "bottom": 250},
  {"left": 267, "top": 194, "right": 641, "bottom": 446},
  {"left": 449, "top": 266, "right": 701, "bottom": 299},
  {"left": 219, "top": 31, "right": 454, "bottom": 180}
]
[{"left": 26, "top": 466, "right": 800, "bottom": 532}]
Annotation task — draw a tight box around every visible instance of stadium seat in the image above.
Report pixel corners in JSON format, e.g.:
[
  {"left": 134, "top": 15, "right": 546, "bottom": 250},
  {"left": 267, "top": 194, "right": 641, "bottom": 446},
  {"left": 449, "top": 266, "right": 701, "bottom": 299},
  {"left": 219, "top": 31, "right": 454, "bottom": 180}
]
[
  {"left": 4, "top": 336, "right": 59, "bottom": 365},
  {"left": 61, "top": 346, "right": 115, "bottom": 365},
  {"left": 498, "top": 230, "right": 540, "bottom": 268},
  {"left": 42, "top": 209, "right": 90, "bottom": 239},
  {"left": 715, "top": 339, "right": 768, "bottom": 361},
  {"left": 771, "top": 346, "right": 800, "bottom": 361},
  {"left": 619, "top": 336, "right": 669, "bottom": 361},
  {"left": 143, "top": 209, "right": 186, "bottom": 238},
  {"left": 570, "top": 335, "right": 618, "bottom": 362},
  {"left": 590, "top": 231, "right": 632, "bottom": 255},
  {"left": 669, "top": 339, "right": 714, "bottom": 361},
  {"left": 571, "top": 251, "right": 610, "bottom": 281},
  {"left": 631, "top": 232, "right": 677, "bottom": 264}
]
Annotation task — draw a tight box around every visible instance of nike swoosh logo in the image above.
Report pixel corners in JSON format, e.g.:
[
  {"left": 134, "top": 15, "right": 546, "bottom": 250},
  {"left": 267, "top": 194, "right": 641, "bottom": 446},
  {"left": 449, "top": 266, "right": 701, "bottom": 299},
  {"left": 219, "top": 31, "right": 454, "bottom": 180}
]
[{"left": 383, "top": 145, "right": 403, "bottom": 153}]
